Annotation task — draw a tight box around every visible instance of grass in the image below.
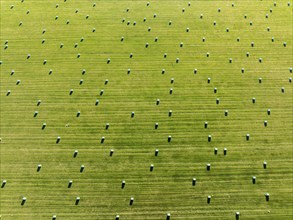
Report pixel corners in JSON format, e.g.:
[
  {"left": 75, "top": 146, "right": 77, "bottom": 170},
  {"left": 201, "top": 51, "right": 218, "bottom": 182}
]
[{"left": 0, "top": 0, "right": 292, "bottom": 219}]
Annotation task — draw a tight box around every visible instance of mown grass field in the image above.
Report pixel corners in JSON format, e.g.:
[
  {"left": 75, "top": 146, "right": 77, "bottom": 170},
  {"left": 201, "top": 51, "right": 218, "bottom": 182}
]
[{"left": 0, "top": 0, "right": 292, "bottom": 219}]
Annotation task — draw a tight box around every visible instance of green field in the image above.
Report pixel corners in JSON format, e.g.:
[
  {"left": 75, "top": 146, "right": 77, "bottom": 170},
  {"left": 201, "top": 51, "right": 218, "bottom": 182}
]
[{"left": 0, "top": 0, "right": 292, "bottom": 219}]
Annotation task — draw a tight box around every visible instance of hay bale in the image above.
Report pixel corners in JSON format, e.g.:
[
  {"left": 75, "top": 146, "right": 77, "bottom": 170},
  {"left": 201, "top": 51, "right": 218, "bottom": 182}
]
[
  {"left": 110, "top": 149, "right": 114, "bottom": 156},
  {"left": 208, "top": 135, "right": 212, "bottom": 142},
  {"left": 21, "top": 197, "right": 26, "bottom": 206},
  {"left": 192, "top": 178, "right": 196, "bottom": 186},
  {"left": 235, "top": 212, "right": 240, "bottom": 220},
  {"left": 265, "top": 193, "right": 270, "bottom": 201},
  {"left": 223, "top": 148, "right": 227, "bottom": 155},
  {"left": 73, "top": 150, "right": 78, "bottom": 158},
  {"left": 214, "top": 148, "right": 218, "bottom": 155},
  {"left": 150, "top": 164, "right": 154, "bottom": 171},
  {"left": 207, "top": 195, "right": 211, "bottom": 203},
  {"left": 206, "top": 164, "right": 211, "bottom": 171},
  {"left": 156, "top": 99, "right": 160, "bottom": 105},
  {"left": 1, "top": 180, "right": 7, "bottom": 188},
  {"left": 252, "top": 176, "right": 256, "bottom": 184},
  {"left": 246, "top": 134, "right": 250, "bottom": 141},
  {"left": 68, "top": 180, "right": 73, "bottom": 188},
  {"left": 75, "top": 197, "right": 80, "bottom": 205},
  {"left": 166, "top": 213, "right": 171, "bottom": 220},
  {"left": 56, "top": 136, "right": 61, "bottom": 144}
]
